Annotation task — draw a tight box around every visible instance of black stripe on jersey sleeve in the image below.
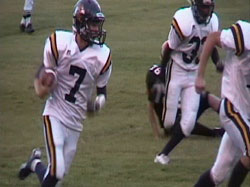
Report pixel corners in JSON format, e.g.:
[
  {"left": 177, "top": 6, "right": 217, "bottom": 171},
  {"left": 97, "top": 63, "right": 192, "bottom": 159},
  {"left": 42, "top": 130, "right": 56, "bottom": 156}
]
[{"left": 230, "top": 23, "right": 244, "bottom": 56}]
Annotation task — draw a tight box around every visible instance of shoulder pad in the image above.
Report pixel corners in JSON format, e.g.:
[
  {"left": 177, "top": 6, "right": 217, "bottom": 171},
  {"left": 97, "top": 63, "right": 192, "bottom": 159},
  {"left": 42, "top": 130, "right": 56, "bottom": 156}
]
[
  {"left": 48, "top": 30, "right": 73, "bottom": 64},
  {"left": 210, "top": 13, "right": 219, "bottom": 32},
  {"left": 93, "top": 44, "right": 112, "bottom": 75},
  {"left": 237, "top": 20, "right": 250, "bottom": 51},
  {"left": 54, "top": 30, "right": 73, "bottom": 46},
  {"left": 172, "top": 7, "right": 194, "bottom": 39}
]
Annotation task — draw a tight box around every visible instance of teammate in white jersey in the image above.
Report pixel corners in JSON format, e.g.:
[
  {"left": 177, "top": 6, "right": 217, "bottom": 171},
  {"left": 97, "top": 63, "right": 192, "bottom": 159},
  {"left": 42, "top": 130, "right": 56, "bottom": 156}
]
[
  {"left": 146, "top": 64, "right": 224, "bottom": 139},
  {"left": 18, "top": 0, "right": 112, "bottom": 186},
  {"left": 194, "top": 20, "right": 250, "bottom": 187},
  {"left": 155, "top": 0, "right": 221, "bottom": 165},
  {"left": 20, "top": 0, "right": 35, "bottom": 33}
]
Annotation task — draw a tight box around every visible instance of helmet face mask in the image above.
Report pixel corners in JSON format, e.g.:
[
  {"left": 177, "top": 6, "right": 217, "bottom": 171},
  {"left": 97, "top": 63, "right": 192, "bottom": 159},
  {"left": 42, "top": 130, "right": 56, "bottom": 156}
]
[
  {"left": 191, "top": 0, "right": 214, "bottom": 24},
  {"left": 73, "top": 0, "right": 106, "bottom": 45}
]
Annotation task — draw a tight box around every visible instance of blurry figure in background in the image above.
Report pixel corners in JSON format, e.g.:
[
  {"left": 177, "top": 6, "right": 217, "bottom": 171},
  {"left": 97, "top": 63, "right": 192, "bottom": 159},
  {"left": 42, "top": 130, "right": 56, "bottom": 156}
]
[
  {"left": 20, "top": 0, "right": 35, "bottom": 33},
  {"left": 146, "top": 64, "right": 224, "bottom": 139}
]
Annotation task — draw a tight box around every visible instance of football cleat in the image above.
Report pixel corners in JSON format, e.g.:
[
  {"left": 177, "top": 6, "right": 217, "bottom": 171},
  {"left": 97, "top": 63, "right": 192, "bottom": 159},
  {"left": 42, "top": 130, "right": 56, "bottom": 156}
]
[
  {"left": 154, "top": 154, "right": 170, "bottom": 165},
  {"left": 19, "top": 17, "right": 26, "bottom": 32},
  {"left": 19, "top": 24, "right": 25, "bottom": 32},
  {"left": 18, "top": 148, "right": 42, "bottom": 180},
  {"left": 25, "top": 24, "right": 35, "bottom": 33}
]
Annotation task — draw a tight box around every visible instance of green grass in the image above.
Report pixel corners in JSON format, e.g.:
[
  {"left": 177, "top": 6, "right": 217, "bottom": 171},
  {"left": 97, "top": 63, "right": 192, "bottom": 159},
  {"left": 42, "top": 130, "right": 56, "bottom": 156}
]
[{"left": 0, "top": 0, "right": 250, "bottom": 186}]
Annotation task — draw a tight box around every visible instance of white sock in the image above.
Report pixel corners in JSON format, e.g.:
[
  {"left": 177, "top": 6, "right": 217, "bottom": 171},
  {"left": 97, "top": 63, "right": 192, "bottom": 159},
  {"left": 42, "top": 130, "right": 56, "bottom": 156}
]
[{"left": 31, "top": 159, "right": 41, "bottom": 172}]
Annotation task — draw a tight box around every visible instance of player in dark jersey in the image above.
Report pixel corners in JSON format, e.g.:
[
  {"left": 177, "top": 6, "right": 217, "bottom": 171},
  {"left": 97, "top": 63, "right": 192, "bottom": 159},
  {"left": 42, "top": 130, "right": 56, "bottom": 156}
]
[{"left": 146, "top": 64, "right": 224, "bottom": 139}]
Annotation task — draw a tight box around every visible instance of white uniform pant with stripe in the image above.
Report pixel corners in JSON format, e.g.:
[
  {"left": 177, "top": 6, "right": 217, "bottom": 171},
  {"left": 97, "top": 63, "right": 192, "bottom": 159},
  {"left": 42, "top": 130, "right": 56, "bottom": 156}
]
[
  {"left": 162, "top": 62, "right": 200, "bottom": 136},
  {"left": 23, "top": 0, "right": 35, "bottom": 12},
  {"left": 43, "top": 115, "right": 81, "bottom": 180},
  {"left": 211, "top": 98, "right": 250, "bottom": 185}
]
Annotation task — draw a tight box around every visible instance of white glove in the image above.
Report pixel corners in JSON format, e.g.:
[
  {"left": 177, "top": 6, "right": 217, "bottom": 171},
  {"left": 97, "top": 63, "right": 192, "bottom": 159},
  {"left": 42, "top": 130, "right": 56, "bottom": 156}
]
[{"left": 87, "top": 94, "right": 106, "bottom": 113}]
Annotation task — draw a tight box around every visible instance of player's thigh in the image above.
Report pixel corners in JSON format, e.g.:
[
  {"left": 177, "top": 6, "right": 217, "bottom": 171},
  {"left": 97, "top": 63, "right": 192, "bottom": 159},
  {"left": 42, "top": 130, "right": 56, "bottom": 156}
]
[
  {"left": 64, "top": 128, "right": 81, "bottom": 175},
  {"left": 180, "top": 86, "right": 200, "bottom": 136},
  {"left": 163, "top": 82, "right": 181, "bottom": 128},
  {"left": 163, "top": 63, "right": 183, "bottom": 127},
  {"left": 220, "top": 99, "right": 250, "bottom": 156},
  {"left": 43, "top": 115, "right": 65, "bottom": 179},
  {"left": 211, "top": 133, "right": 241, "bottom": 185}
]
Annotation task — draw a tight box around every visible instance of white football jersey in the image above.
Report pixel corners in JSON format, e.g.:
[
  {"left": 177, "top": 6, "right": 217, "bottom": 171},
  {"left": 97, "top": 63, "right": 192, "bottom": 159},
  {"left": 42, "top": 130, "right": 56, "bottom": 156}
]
[
  {"left": 220, "top": 20, "right": 250, "bottom": 118},
  {"left": 168, "top": 7, "right": 219, "bottom": 70},
  {"left": 42, "top": 30, "right": 112, "bottom": 131}
]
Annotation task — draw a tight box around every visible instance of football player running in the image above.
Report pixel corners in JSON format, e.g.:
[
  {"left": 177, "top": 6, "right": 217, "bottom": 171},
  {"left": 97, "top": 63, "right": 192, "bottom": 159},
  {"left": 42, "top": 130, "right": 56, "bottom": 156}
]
[
  {"left": 18, "top": 0, "right": 112, "bottom": 186},
  {"left": 154, "top": 0, "right": 221, "bottom": 165},
  {"left": 146, "top": 64, "right": 224, "bottom": 139},
  {"left": 194, "top": 21, "right": 250, "bottom": 187}
]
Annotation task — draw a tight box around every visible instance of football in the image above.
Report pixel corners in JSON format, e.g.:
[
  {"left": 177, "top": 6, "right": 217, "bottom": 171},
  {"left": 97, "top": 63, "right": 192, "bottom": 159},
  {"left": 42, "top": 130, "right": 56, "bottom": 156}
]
[{"left": 40, "top": 68, "right": 57, "bottom": 87}]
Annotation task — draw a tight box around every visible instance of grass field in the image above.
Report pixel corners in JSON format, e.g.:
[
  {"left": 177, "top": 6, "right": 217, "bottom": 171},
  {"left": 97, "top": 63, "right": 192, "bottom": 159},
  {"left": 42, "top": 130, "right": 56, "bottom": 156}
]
[{"left": 0, "top": 0, "right": 250, "bottom": 186}]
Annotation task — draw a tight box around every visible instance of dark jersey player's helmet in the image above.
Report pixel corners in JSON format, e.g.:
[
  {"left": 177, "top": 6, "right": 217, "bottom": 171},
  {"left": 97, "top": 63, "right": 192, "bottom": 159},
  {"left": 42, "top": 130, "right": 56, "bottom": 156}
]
[
  {"left": 73, "top": 0, "right": 106, "bottom": 45},
  {"left": 191, "top": 0, "right": 214, "bottom": 24}
]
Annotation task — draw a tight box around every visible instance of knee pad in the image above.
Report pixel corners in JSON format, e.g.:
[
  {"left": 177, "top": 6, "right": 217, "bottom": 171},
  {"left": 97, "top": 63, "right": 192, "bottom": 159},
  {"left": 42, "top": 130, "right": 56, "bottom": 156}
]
[
  {"left": 180, "top": 122, "right": 194, "bottom": 137},
  {"left": 180, "top": 113, "right": 197, "bottom": 136},
  {"left": 163, "top": 116, "right": 176, "bottom": 129},
  {"left": 56, "top": 167, "right": 65, "bottom": 180},
  {"left": 211, "top": 157, "right": 235, "bottom": 185},
  {"left": 210, "top": 169, "right": 228, "bottom": 185}
]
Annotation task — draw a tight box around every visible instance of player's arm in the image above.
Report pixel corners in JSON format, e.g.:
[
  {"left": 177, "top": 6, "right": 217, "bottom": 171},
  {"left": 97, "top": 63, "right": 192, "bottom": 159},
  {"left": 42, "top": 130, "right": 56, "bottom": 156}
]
[
  {"left": 87, "top": 86, "right": 107, "bottom": 113},
  {"left": 87, "top": 59, "right": 112, "bottom": 113},
  {"left": 34, "top": 64, "right": 56, "bottom": 99},
  {"left": 211, "top": 47, "right": 224, "bottom": 72},
  {"left": 195, "top": 31, "right": 222, "bottom": 93},
  {"left": 148, "top": 102, "right": 161, "bottom": 139},
  {"left": 95, "top": 86, "right": 107, "bottom": 110},
  {"left": 34, "top": 32, "right": 59, "bottom": 99},
  {"left": 161, "top": 41, "right": 173, "bottom": 67},
  {"left": 207, "top": 92, "right": 221, "bottom": 113}
]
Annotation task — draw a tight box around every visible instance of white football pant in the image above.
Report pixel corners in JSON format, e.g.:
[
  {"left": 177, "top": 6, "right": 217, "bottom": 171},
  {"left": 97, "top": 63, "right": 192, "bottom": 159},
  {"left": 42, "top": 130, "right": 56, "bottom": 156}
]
[
  {"left": 163, "top": 62, "right": 200, "bottom": 136},
  {"left": 211, "top": 98, "right": 250, "bottom": 185},
  {"left": 43, "top": 115, "right": 80, "bottom": 180},
  {"left": 23, "top": 0, "right": 35, "bottom": 13}
]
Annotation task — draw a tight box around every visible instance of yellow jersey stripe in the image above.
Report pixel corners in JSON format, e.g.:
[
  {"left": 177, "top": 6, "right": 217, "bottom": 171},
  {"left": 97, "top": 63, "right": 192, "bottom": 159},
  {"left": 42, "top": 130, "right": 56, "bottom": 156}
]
[
  {"left": 172, "top": 18, "right": 185, "bottom": 41},
  {"left": 231, "top": 24, "right": 244, "bottom": 56},
  {"left": 225, "top": 99, "right": 250, "bottom": 156},
  {"left": 100, "top": 51, "right": 112, "bottom": 75},
  {"left": 49, "top": 32, "right": 59, "bottom": 65},
  {"left": 44, "top": 116, "right": 57, "bottom": 176}
]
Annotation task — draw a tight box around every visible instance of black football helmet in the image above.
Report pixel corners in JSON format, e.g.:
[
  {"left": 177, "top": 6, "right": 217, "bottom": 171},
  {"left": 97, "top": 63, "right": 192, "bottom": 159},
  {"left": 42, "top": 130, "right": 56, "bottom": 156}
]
[
  {"left": 191, "top": 0, "right": 214, "bottom": 24},
  {"left": 73, "top": 0, "right": 106, "bottom": 45}
]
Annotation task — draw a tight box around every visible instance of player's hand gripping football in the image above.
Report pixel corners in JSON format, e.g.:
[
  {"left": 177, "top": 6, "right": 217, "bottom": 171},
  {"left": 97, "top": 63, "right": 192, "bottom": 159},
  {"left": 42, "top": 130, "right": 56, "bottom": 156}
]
[
  {"left": 34, "top": 68, "right": 57, "bottom": 98},
  {"left": 40, "top": 68, "right": 56, "bottom": 87}
]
